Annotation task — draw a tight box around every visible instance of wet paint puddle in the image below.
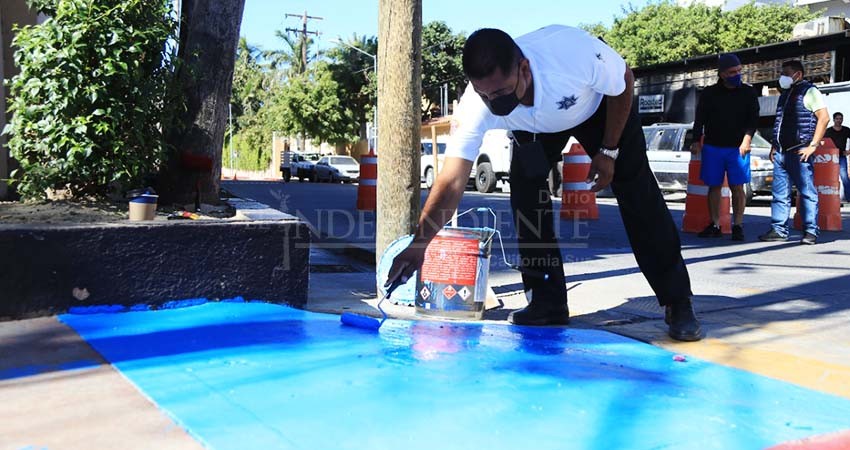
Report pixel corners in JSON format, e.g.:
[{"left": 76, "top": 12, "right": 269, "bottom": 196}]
[{"left": 60, "top": 302, "right": 850, "bottom": 450}]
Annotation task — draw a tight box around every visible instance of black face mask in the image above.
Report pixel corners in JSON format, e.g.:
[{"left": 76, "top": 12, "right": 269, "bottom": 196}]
[{"left": 484, "top": 65, "right": 522, "bottom": 116}]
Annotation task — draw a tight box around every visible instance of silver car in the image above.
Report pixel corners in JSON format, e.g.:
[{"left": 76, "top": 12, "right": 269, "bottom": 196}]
[
  {"left": 642, "top": 123, "right": 773, "bottom": 204},
  {"left": 314, "top": 156, "right": 361, "bottom": 183}
]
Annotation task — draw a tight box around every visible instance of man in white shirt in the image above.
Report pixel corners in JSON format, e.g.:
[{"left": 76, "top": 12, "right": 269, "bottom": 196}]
[{"left": 386, "top": 26, "right": 702, "bottom": 341}]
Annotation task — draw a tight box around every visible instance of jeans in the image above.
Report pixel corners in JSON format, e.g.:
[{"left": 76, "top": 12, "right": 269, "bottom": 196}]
[
  {"left": 771, "top": 150, "right": 819, "bottom": 236},
  {"left": 509, "top": 100, "right": 693, "bottom": 308},
  {"left": 840, "top": 153, "right": 850, "bottom": 202}
]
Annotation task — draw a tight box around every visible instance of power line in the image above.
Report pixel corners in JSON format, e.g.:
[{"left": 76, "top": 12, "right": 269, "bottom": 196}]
[{"left": 284, "top": 11, "right": 323, "bottom": 73}]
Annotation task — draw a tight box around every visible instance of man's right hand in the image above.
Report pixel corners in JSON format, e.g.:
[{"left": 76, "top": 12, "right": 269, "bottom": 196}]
[
  {"left": 769, "top": 147, "right": 776, "bottom": 161},
  {"left": 385, "top": 238, "right": 429, "bottom": 288},
  {"left": 690, "top": 142, "right": 702, "bottom": 154}
]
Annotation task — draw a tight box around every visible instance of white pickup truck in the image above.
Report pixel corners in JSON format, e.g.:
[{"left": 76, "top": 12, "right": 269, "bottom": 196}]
[
  {"left": 469, "top": 130, "right": 513, "bottom": 193},
  {"left": 280, "top": 151, "right": 321, "bottom": 182},
  {"left": 420, "top": 130, "right": 514, "bottom": 193}
]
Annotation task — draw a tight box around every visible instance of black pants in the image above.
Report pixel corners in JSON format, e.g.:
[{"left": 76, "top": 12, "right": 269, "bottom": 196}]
[{"left": 509, "top": 99, "right": 692, "bottom": 308}]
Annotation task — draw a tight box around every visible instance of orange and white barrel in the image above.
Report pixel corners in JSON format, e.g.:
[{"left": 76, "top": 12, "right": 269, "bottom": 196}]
[{"left": 560, "top": 143, "right": 598, "bottom": 220}]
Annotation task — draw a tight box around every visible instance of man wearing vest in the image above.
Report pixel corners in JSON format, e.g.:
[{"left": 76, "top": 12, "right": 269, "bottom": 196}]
[
  {"left": 759, "top": 60, "right": 830, "bottom": 245},
  {"left": 691, "top": 53, "right": 760, "bottom": 241},
  {"left": 385, "top": 26, "right": 702, "bottom": 341}
]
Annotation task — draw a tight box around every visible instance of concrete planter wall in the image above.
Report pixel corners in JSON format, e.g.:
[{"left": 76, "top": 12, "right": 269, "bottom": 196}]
[{"left": 0, "top": 217, "right": 310, "bottom": 319}]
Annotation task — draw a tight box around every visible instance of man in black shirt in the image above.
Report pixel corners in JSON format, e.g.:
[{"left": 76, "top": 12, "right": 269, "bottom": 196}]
[
  {"left": 691, "top": 53, "right": 760, "bottom": 241},
  {"left": 824, "top": 112, "right": 850, "bottom": 202}
]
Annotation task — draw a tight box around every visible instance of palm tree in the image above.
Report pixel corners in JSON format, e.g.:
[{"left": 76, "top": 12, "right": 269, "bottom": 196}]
[{"left": 264, "top": 31, "right": 315, "bottom": 77}]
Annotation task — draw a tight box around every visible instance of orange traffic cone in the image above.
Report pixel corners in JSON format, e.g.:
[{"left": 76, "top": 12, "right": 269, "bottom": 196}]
[
  {"left": 794, "top": 138, "right": 842, "bottom": 231},
  {"left": 357, "top": 149, "right": 377, "bottom": 211},
  {"left": 682, "top": 151, "right": 732, "bottom": 234},
  {"left": 560, "top": 143, "right": 598, "bottom": 220}
]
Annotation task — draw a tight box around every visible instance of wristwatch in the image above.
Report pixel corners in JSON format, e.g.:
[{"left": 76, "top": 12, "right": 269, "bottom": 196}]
[{"left": 600, "top": 146, "right": 619, "bottom": 160}]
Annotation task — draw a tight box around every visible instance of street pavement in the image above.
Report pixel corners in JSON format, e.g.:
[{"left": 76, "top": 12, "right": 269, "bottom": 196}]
[
  {"left": 224, "top": 180, "right": 850, "bottom": 399},
  {"left": 2, "top": 179, "right": 848, "bottom": 447}
]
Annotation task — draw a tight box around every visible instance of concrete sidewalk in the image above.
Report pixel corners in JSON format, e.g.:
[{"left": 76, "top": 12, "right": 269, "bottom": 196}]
[
  {"left": 2, "top": 183, "right": 849, "bottom": 447},
  {"left": 299, "top": 190, "right": 850, "bottom": 400}
]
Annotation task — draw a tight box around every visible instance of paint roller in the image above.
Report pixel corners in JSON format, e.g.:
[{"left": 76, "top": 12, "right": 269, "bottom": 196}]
[{"left": 340, "top": 277, "right": 404, "bottom": 330}]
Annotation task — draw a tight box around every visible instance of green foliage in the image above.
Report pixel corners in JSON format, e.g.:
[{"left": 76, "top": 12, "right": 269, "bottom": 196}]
[
  {"left": 225, "top": 22, "right": 468, "bottom": 171},
  {"left": 604, "top": 1, "right": 724, "bottom": 67},
  {"left": 579, "top": 22, "right": 608, "bottom": 39},
  {"left": 325, "top": 35, "right": 377, "bottom": 138},
  {"left": 421, "top": 21, "right": 466, "bottom": 119},
  {"left": 4, "top": 0, "right": 181, "bottom": 199},
  {"left": 593, "top": 1, "right": 818, "bottom": 67},
  {"left": 277, "top": 63, "right": 358, "bottom": 145},
  {"left": 718, "top": 3, "right": 817, "bottom": 51},
  {"left": 264, "top": 31, "right": 315, "bottom": 77},
  {"left": 230, "top": 38, "right": 266, "bottom": 132},
  {"left": 226, "top": 38, "right": 273, "bottom": 170}
]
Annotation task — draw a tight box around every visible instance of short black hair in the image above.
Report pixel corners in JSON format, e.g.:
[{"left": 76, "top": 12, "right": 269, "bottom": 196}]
[
  {"left": 782, "top": 60, "right": 805, "bottom": 75},
  {"left": 835, "top": 112, "right": 844, "bottom": 119},
  {"left": 462, "top": 28, "right": 522, "bottom": 80}
]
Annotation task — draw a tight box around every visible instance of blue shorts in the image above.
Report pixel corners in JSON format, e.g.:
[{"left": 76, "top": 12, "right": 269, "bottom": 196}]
[{"left": 700, "top": 144, "right": 751, "bottom": 187}]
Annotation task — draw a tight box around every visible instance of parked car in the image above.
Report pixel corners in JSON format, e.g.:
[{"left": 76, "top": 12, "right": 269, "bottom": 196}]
[
  {"left": 420, "top": 138, "right": 447, "bottom": 189},
  {"left": 642, "top": 122, "right": 773, "bottom": 204},
  {"left": 314, "top": 155, "right": 361, "bottom": 183},
  {"left": 419, "top": 130, "right": 512, "bottom": 193}
]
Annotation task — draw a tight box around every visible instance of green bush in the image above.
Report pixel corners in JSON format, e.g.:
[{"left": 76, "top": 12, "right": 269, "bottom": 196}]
[{"left": 3, "top": 0, "right": 181, "bottom": 199}]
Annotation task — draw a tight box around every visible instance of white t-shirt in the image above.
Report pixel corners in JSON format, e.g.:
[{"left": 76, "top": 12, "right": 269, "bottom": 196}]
[{"left": 446, "top": 25, "right": 628, "bottom": 162}]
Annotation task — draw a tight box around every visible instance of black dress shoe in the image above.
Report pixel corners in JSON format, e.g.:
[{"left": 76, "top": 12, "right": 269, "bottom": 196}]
[
  {"left": 698, "top": 224, "right": 722, "bottom": 238},
  {"left": 731, "top": 224, "right": 744, "bottom": 241},
  {"left": 665, "top": 299, "right": 703, "bottom": 341},
  {"left": 508, "top": 303, "right": 570, "bottom": 326}
]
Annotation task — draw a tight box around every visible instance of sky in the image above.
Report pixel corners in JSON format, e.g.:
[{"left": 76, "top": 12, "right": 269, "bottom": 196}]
[{"left": 238, "top": 0, "right": 651, "bottom": 53}]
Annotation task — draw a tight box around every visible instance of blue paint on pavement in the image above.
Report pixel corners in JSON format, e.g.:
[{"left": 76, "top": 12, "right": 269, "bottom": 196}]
[
  {"left": 60, "top": 303, "right": 850, "bottom": 450},
  {"left": 0, "top": 359, "right": 100, "bottom": 381}
]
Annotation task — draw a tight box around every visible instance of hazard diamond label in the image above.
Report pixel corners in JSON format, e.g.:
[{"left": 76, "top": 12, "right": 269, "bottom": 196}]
[
  {"left": 457, "top": 286, "right": 471, "bottom": 300},
  {"left": 442, "top": 285, "right": 457, "bottom": 299},
  {"left": 419, "top": 286, "right": 431, "bottom": 300}
]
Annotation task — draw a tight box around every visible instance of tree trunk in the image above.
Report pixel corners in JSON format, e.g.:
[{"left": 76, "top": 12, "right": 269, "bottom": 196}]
[
  {"left": 376, "top": 0, "right": 422, "bottom": 264},
  {"left": 158, "top": 0, "right": 246, "bottom": 206}
]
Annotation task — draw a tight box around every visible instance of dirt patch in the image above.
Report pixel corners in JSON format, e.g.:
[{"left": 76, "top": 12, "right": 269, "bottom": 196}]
[
  {"left": 0, "top": 200, "right": 236, "bottom": 224},
  {"left": 0, "top": 200, "right": 127, "bottom": 224}
]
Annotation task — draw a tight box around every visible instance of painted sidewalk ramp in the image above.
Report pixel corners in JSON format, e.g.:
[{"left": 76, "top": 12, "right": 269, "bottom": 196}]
[{"left": 61, "top": 303, "right": 850, "bottom": 450}]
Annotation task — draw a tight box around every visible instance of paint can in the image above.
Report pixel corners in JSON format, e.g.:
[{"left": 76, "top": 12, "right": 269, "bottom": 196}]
[
  {"left": 415, "top": 226, "right": 495, "bottom": 320},
  {"left": 129, "top": 193, "right": 158, "bottom": 221}
]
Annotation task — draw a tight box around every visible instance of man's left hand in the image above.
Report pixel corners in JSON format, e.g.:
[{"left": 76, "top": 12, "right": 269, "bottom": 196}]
[
  {"left": 798, "top": 145, "right": 817, "bottom": 162},
  {"left": 739, "top": 144, "right": 751, "bottom": 157},
  {"left": 586, "top": 153, "right": 615, "bottom": 192}
]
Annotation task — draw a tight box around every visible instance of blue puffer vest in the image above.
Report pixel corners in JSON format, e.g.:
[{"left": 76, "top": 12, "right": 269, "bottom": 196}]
[{"left": 773, "top": 80, "right": 817, "bottom": 150}]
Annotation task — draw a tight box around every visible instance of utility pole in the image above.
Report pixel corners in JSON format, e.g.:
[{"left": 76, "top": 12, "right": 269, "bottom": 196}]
[
  {"left": 376, "top": 0, "right": 422, "bottom": 264},
  {"left": 284, "top": 10, "right": 322, "bottom": 73}
]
